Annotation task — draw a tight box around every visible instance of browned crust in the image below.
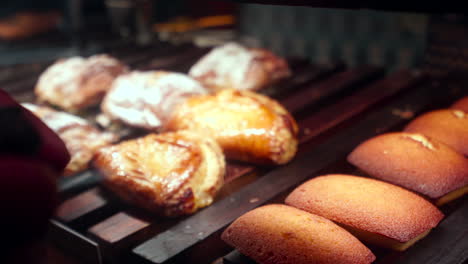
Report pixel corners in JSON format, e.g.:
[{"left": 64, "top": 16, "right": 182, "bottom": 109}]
[
  {"left": 451, "top": 96, "right": 468, "bottom": 112},
  {"left": 164, "top": 89, "right": 298, "bottom": 165},
  {"left": 404, "top": 109, "right": 468, "bottom": 156},
  {"left": 347, "top": 132, "right": 468, "bottom": 199},
  {"left": 222, "top": 204, "right": 376, "bottom": 264},
  {"left": 93, "top": 131, "right": 225, "bottom": 217},
  {"left": 285, "top": 174, "right": 444, "bottom": 243}
]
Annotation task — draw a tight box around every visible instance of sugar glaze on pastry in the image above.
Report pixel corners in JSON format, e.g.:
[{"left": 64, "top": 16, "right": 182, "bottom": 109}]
[{"left": 101, "top": 71, "right": 208, "bottom": 130}]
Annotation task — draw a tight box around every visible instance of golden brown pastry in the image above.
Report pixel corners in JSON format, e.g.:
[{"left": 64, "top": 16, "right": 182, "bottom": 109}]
[
  {"left": 189, "top": 42, "right": 291, "bottom": 91},
  {"left": 100, "top": 71, "right": 208, "bottom": 130},
  {"left": 404, "top": 109, "right": 468, "bottom": 156},
  {"left": 35, "top": 54, "right": 128, "bottom": 111},
  {"left": 164, "top": 89, "right": 298, "bottom": 165},
  {"left": 347, "top": 132, "right": 468, "bottom": 205},
  {"left": 93, "top": 131, "right": 225, "bottom": 217},
  {"left": 285, "top": 174, "right": 444, "bottom": 251},
  {"left": 222, "top": 204, "right": 376, "bottom": 264},
  {"left": 451, "top": 96, "right": 468, "bottom": 112},
  {"left": 22, "top": 103, "right": 117, "bottom": 176}
]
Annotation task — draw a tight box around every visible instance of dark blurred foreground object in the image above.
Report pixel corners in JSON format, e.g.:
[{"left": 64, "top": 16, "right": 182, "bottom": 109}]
[
  {"left": 0, "top": 89, "right": 70, "bottom": 262},
  {"left": 230, "top": 0, "right": 466, "bottom": 13}
]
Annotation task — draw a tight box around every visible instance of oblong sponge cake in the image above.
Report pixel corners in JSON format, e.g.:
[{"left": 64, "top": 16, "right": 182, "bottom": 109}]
[
  {"left": 404, "top": 109, "right": 468, "bottom": 156},
  {"left": 221, "top": 204, "right": 375, "bottom": 264},
  {"left": 285, "top": 174, "right": 444, "bottom": 251},
  {"left": 347, "top": 132, "right": 468, "bottom": 204},
  {"left": 451, "top": 96, "right": 468, "bottom": 112}
]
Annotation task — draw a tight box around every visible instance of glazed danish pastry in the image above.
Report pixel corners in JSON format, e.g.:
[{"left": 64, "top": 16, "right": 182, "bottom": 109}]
[
  {"left": 100, "top": 71, "right": 208, "bottom": 130},
  {"left": 35, "top": 54, "right": 128, "bottom": 111},
  {"left": 189, "top": 42, "right": 291, "bottom": 91},
  {"left": 93, "top": 131, "right": 225, "bottom": 217},
  {"left": 164, "top": 89, "right": 298, "bottom": 165},
  {"left": 22, "top": 103, "right": 117, "bottom": 176}
]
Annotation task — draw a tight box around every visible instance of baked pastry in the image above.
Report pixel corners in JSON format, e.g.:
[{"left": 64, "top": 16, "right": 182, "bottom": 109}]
[
  {"left": 93, "top": 131, "right": 225, "bottom": 217},
  {"left": 35, "top": 54, "right": 128, "bottom": 111},
  {"left": 100, "top": 71, "right": 208, "bottom": 130},
  {"left": 188, "top": 42, "right": 291, "bottom": 91},
  {"left": 285, "top": 174, "right": 444, "bottom": 251},
  {"left": 222, "top": 204, "right": 375, "bottom": 264},
  {"left": 451, "top": 96, "right": 468, "bottom": 112},
  {"left": 347, "top": 132, "right": 468, "bottom": 205},
  {"left": 22, "top": 103, "right": 117, "bottom": 176},
  {"left": 164, "top": 89, "right": 298, "bottom": 165},
  {"left": 404, "top": 109, "right": 468, "bottom": 156}
]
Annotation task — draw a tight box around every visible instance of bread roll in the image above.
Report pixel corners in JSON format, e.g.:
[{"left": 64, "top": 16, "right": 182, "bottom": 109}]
[
  {"left": 100, "top": 71, "right": 208, "bottom": 130},
  {"left": 164, "top": 89, "right": 298, "bottom": 165},
  {"left": 347, "top": 132, "right": 468, "bottom": 205},
  {"left": 189, "top": 42, "right": 291, "bottom": 91},
  {"left": 451, "top": 96, "right": 468, "bottom": 112},
  {"left": 35, "top": 55, "right": 128, "bottom": 111},
  {"left": 93, "top": 131, "right": 225, "bottom": 217},
  {"left": 22, "top": 103, "right": 117, "bottom": 176},
  {"left": 222, "top": 204, "right": 375, "bottom": 264},
  {"left": 404, "top": 109, "right": 468, "bottom": 156},
  {"left": 286, "top": 174, "right": 444, "bottom": 251}
]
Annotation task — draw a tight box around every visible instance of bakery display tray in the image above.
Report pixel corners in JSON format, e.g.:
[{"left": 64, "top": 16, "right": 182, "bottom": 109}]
[{"left": 2, "top": 42, "right": 467, "bottom": 264}]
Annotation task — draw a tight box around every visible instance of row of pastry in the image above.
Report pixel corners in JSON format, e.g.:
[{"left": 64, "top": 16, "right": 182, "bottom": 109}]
[
  {"left": 22, "top": 43, "right": 299, "bottom": 217},
  {"left": 221, "top": 97, "right": 468, "bottom": 264}
]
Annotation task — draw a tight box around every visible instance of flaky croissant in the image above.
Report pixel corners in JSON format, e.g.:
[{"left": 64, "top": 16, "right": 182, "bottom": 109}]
[
  {"left": 93, "top": 131, "right": 225, "bottom": 217},
  {"left": 164, "top": 89, "right": 298, "bottom": 165}
]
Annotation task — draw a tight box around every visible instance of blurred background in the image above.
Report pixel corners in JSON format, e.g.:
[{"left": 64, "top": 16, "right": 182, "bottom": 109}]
[{"left": 0, "top": 0, "right": 465, "bottom": 74}]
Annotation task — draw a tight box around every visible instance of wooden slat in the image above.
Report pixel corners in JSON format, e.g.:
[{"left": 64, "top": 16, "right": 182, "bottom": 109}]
[
  {"left": 298, "top": 70, "right": 425, "bottom": 144},
  {"left": 56, "top": 188, "right": 107, "bottom": 223},
  {"left": 47, "top": 220, "right": 102, "bottom": 264},
  {"left": 282, "top": 66, "right": 385, "bottom": 114},
  {"left": 132, "top": 76, "right": 457, "bottom": 264},
  {"left": 88, "top": 212, "right": 150, "bottom": 244}
]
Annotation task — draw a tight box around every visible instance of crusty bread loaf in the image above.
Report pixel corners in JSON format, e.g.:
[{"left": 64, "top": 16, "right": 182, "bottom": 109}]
[
  {"left": 35, "top": 55, "right": 128, "bottom": 111},
  {"left": 222, "top": 204, "right": 375, "bottom": 264},
  {"left": 164, "top": 89, "right": 298, "bottom": 165},
  {"left": 189, "top": 42, "right": 291, "bottom": 92},
  {"left": 404, "top": 109, "right": 468, "bottom": 156},
  {"left": 451, "top": 96, "right": 468, "bottom": 112},
  {"left": 93, "top": 131, "right": 225, "bottom": 217},
  {"left": 285, "top": 174, "right": 444, "bottom": 251},
  {"left": 347, "top": 132, "right": 468, "bottom": 204}
]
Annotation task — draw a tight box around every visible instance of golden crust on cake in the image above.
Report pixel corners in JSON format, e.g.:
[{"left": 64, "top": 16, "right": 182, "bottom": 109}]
[
  {"left": 189, "top": 42, "right": 291, "bottom": 92},
  {"left": 222, "top": 204, "right": 375, "bottom": 264},
  {"left": 93, "top": 131, "right": 225, "bottom": 217},
  {"left": 285, "top": 174, "right": 444, "bottom": 250},
  {"left": 404, "top": 109, "right": 468, "bottom": 156},
  {"left": 164, "top": 89, "right": 298, "bottom": 165},
  {"left": 21, "top": 103, "right": 117, "bottom": 176},
  {"left": 451, "top": 96, "right": 468, "bottom": 112},
  {"left": 35, "top": 54, "right": 128, "bottom": 111},
  {"left": 347, "top": 132, "right": 468, "bottom": 200}
]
